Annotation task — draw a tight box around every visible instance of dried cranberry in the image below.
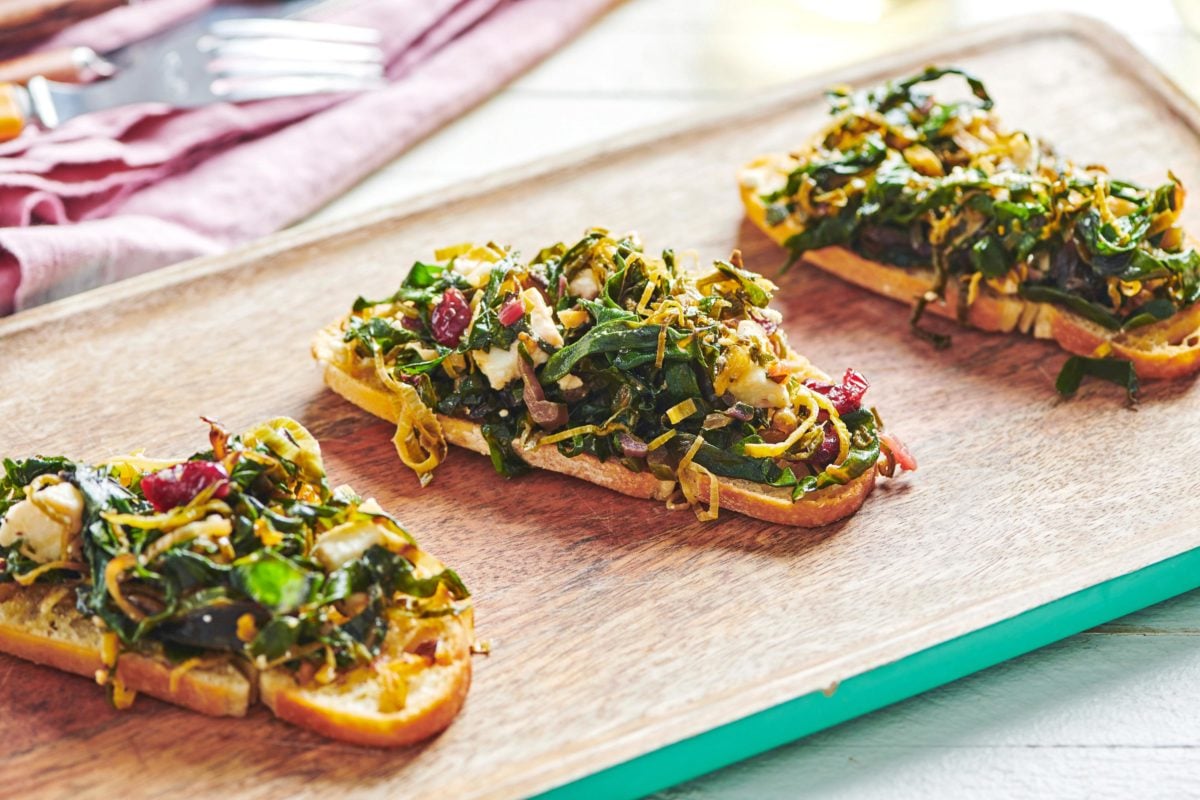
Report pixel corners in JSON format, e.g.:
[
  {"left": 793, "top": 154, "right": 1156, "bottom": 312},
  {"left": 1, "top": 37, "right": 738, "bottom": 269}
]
[
  {"left": 497, "top": 295, "right": 524, "bottom": 327},
  {"left": 806, "top": 369, "right": 869, "bottom": 415},
  {"left": 400, "top": 314, "right": 423, "bottom": 331},
  {"left": 141, "top": 461, "right": 230, "bottom": 512},
  {"left": 430, "top": 287, "right": 471, "bottom": 347},
  {"left": 810, "top": 424, "right": 840, "bottom": 467}
]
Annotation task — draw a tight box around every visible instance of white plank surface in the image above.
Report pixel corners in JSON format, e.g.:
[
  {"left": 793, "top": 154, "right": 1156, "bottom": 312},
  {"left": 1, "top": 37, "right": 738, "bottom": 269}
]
[{"left": 305, "top": 0, "right": 1200, "bottom": 795}]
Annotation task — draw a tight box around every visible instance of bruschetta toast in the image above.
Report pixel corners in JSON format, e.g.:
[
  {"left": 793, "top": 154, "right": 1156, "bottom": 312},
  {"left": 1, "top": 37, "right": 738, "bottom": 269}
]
[
  {"left": 0, "top": 417, "right": 473, "bottom": 746},
  {"left": 739, "top": 66, "right": 1200, "bottom": 394},
  {"left": 313, "top": 231, "right": 914, "bottom": 527}
]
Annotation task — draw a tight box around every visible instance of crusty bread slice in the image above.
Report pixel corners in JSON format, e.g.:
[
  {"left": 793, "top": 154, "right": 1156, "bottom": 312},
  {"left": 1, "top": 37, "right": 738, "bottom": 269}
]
[
  {"left": 261, "top": 608, "right": 474, "bottom": 748},
  {"left": 313, "top": 323, "right": 876, "bottom": 528},
  {"left": 0, "top": 577, "right": 474, "bottom": 742},
  {"left": 740, "top": 156, "right": 1200, "bottom": 380},
  {"left": 0, "top": 585, "right": 252, "bottom": 717}
]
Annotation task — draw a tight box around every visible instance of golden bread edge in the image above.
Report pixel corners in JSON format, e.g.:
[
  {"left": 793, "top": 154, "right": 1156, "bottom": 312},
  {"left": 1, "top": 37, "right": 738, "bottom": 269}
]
[
  {"left": 739, "top": 161, "right": 1200, "bottom": 380},
  {"left": 0, "top": 541, "right": 474, "bottom": 743},
  {"left": 260, "top": 608, "right": 474, "bottom": 748},
  {"left": 313, "top": 323, "right": 874, "bottom": 528},
  {"left": 0, "top": 585, "right": 251, "bottom": 717}
]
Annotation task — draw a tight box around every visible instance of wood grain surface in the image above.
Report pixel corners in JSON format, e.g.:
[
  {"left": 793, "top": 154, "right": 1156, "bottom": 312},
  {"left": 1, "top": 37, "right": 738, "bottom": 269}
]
[{"left": 1, "top": 15, "right": 1198, "bottom": 800}]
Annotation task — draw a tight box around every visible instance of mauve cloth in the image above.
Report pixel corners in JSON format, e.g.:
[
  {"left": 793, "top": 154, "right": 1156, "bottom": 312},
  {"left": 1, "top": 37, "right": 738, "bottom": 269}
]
[{"left": 0, "top": 0, "right": 612, "bottom": 313}]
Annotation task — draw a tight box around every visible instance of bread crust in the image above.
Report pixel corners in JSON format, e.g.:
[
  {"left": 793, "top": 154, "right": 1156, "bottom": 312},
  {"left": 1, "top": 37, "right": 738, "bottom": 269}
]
[
  {"left": 739, "top": 158, "right": 1200, "bottom": 380},
  {"left": 260, "top": 608, "right": 474, "bottom": 748},
  {"left": 0, "top": 545, "right": 474, "bottom": 744},
  {"left": 313, "top": 324, "right": 876, "bottom": 528},
  {"left": 0, "top": 585, "right": 251, "bottom": 717}
]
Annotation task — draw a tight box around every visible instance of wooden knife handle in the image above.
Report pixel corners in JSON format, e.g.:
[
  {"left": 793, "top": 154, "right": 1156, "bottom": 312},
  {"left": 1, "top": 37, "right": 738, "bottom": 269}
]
[
  {"left": 0, "top": 47, "right": 88, "bottom": 84},
  {"left": 0, "top": 0, "right": 125, "bottom": 47},
  {"left": 0, "top": 83, "right": 28, "bottom": 141}
]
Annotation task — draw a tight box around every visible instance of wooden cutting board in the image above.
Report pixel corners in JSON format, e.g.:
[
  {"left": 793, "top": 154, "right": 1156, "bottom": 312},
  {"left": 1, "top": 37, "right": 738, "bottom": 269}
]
[{"left": 2, "top": 14, "right": 1199, "bottom": 800}]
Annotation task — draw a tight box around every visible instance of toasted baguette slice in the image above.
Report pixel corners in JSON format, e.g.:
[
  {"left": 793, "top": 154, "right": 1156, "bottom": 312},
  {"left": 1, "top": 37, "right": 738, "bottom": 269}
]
[
  {"left": 313, "top": 323, "right": 876, "bottom": 528},
  {"left": 0, "top": 582, "right": 473, "bottom": 738},
  {"left": 0, "top": 585, "right": 252, "bottom": 717},
  {"left": 261, "top": 607, "right": 474, "bottom": 748},
  {"left": 0, "top": 424, "right": 475, "bottom": 743},
  {"left": 740, "top": 155, "right": 1200, "bottom": 380}
]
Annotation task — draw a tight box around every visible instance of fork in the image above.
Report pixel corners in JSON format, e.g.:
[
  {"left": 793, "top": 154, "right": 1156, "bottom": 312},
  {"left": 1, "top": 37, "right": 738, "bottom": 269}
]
[{"left": 0, "top": 18, "right": 385, "bottom": 141}]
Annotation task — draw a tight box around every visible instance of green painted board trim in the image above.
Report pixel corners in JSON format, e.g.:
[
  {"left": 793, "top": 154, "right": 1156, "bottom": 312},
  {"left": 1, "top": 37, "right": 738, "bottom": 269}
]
[{"left": 534, "top": 546, "right": 1200, "bottom": 800}]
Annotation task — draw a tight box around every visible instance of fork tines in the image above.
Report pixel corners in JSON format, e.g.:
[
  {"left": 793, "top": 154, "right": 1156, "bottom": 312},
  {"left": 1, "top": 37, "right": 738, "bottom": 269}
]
[{"left": 200, "top": 17, "right": 386, "bottom": 101}]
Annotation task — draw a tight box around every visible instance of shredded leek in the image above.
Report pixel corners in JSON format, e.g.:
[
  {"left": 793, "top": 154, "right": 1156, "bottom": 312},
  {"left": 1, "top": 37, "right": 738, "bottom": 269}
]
[
  {"left": 742, "top": 389, "right": 819, "bottom": 459},
  {"left": 666, "top": 398, "right": 698, "bottom": 425},
  {"left": 374, "top": 352, "right": 447, "bottom": 487}
]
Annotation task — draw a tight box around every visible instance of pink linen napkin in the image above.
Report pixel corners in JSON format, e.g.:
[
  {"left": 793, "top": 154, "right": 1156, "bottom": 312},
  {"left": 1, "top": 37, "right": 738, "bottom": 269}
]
[{"left": 0, "top": 0, "right": 613, "bottom": 314}]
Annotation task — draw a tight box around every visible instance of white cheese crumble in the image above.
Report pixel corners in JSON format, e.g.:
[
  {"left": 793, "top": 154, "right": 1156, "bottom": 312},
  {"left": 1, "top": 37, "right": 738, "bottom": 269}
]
[
  {"left": 522, "top": 288, "right": 564, "bottom": 348},
  {"left": 472, "top": 341, "right": 547, "bottom": 390},
  {"left": 450, "top": 257, "right": 497, "bottom": 289},
  {"left": 557, "top": 374, "right": 583, "bottom": 392},
  {"left": 736, "top": 319, "right": 771, "bottom": 350},
  {"left": 728, "top": 364, "right": 789, "bottom": 408},
  {"left": 568, "top": 269, "right": 600, "bottom": 300},
  {"left": 0, "top": 481, "right": 84, "bottom": 564}
]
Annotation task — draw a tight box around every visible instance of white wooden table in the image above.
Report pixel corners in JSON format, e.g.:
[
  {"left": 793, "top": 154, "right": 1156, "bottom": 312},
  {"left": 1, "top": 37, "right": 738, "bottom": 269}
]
[{"left": 305, "top": 0, "right": 1200, "bottom": 795}]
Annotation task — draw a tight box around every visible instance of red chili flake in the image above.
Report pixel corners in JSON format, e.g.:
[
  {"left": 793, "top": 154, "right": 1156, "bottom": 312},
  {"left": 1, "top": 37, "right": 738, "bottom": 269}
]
[
  {"left": 141, "top": 461, "right": 230, "bottom": 512},
  {"left": 430, "top": 287, "right": 472, "bottom": 347},
  {"left": 806, "top": 368, "right": 869, "bottom": 415},
  {"left": 497, "top": 295, "right": 524, "bottom": 327}
]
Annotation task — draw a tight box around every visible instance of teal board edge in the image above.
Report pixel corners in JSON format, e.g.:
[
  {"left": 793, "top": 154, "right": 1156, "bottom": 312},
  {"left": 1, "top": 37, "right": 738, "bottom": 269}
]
[{"left": 534, "top": 547, "right": 1200, "bottom": 800}]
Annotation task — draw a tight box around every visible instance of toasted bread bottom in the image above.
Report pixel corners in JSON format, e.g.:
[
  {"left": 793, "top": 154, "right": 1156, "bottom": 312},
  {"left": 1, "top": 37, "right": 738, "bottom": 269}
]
[
  {"left": 0, "top": 585, "right": 251, "bottom": 717},
  {"left": 739, "top": 158, "right": 1200, "bottom": 380},
  {"left": 0, "top": 585, "right": 475, "bottom": 744},
  {"left": 313, "top": 324, "right": 877, "bottom": 528},
  {"left": 261, "top": 608, "right": 474, "bottom": 748}
]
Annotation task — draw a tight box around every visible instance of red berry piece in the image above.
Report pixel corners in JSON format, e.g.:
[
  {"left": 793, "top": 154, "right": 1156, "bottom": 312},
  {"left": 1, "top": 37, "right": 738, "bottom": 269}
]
[
  {"left": 811, "top": 424, "right": 841, "bottom": 467},
  {"left": 141, "top": 461, "right": 230, "bottom": 512},
  {"left": 430, "top": 287, "right": 472, "bottom": 347},
  {"left": 807, "top": 369, "right": 869, "bottom": 415}
]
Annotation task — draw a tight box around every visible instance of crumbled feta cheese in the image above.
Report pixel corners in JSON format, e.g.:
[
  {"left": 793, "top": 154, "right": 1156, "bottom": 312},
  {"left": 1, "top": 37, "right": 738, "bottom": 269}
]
[
  {"left": 0, "top": 481, "right": 84, "bottom": 564},
  {"left": 472, "top": 342, "right": 547, "bottom": 389},
  {"left": 568, "top": 269, "right": 600, "bottom": 300},
  {"left": 728, "top": 364, "right": 789, "bottom": 409},
  {"left": 736, "top": 319, "right": 771, "bottom": 350},
  {"left": 451, "top": 257, "right": 497, "bottom": 289},
  {"left": 756, "top": 307, "right": 782, "bottom": 326},
  {"left": 522, "top": 288, "right": 564, "bottom": 348},
  {"left": 557, "top": 374, "right": 584, "bottom": 392},
  {"left": 472, "top": 342, "right": 521, "bottom": 389}
]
